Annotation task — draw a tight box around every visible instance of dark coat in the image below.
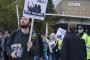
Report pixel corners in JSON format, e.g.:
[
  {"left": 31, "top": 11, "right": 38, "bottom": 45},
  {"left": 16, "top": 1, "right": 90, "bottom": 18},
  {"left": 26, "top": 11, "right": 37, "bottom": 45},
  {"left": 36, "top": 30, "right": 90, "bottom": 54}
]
[
  {"left": 6, "top": 29, "right": 34, "bottom": 60},
  {"left": 77, "top": 32, "right": 87, "bottom": 59},
  {"left": 0, "top": 38, "right": 3, "bottom": 54},
  {"left": 3, "top": 36, "right": 9, "bottom": 60},
  {"left": 61, "top": 32, "right": 87, "bottom": 60}
]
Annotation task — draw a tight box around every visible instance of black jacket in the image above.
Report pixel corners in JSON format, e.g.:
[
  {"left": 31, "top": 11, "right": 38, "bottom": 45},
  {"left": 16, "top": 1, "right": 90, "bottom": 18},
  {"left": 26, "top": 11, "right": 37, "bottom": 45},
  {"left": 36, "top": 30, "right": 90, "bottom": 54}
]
[
  {"left": 3, "top": 36, "right": 9, "bottom": 60},
  {"left": 0, "top": 38, "right": 3, "bottom": 53},
  {"left": 6, "top": 29, "right": 34, "bottom": 60},
  {"left": 0, "top": 38, "right": 2, "bottom": 53},
  {"left": 61, "top": 32, "right": 86, "bottom": 60}
]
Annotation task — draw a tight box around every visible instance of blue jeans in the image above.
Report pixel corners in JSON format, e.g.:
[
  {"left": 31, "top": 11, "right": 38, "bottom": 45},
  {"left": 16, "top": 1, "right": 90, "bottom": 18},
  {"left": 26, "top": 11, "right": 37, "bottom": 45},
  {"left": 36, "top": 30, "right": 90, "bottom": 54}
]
[
  {"left": 48, "top": 53, "right": 56, "bottom": 60},
  {"left": 42, "top": 52, "right": 48, "bottom": 60},
  {"left": 34, "top": 56, "right": 39, "bottom": 60}
]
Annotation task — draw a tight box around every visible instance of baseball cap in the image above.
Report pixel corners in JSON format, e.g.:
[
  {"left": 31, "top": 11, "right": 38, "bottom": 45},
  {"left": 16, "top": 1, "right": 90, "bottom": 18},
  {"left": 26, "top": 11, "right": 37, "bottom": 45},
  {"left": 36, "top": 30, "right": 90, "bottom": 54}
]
[{"left": 78, "top": 26, "right": 83, "bottom": 29}]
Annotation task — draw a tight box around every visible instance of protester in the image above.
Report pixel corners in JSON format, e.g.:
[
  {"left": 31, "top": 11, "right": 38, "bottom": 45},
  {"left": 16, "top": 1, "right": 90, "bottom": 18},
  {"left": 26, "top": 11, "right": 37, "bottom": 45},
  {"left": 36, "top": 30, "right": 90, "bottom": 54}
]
[
  {"left": 32, "top": 30, "right": 39, "bottom": 60},
  {"left": 0, "top": 32, "right": 4, "bottom": 57},
  {"left": 3, "top": 30, "right": 11, "bottom": 60},
  {"left": 61, "top": 22, "right": 86, "bottom": 60},
  {"left": 41, "top": 33, "right": 48, "bottom": 60},
  {"left": 48, "top": 33, "right": 57, "bottom": 60},
  {"left": 6, "top": 17, "right": 35, "bottom": 60},
  {"left": 37, "top": 33, "right": 44, "bottom": 60}
]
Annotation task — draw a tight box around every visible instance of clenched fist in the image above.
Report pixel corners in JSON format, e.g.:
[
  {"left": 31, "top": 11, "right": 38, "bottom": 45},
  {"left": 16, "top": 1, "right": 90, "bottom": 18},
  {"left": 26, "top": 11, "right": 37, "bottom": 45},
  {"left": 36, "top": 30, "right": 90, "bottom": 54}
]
[
  {"left": 27, "top": 42, "right": 33, "bottom": 50},
  {"left": 11, "top": 51, "right": 17, "bottom": 59}
]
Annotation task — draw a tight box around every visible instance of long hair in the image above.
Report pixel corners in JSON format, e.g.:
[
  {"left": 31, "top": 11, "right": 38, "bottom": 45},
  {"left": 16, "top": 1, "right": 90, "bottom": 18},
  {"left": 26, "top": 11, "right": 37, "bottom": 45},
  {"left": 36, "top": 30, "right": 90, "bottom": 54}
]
[{"left": 50, "top": 33, "right": 56, "bottom": 40}]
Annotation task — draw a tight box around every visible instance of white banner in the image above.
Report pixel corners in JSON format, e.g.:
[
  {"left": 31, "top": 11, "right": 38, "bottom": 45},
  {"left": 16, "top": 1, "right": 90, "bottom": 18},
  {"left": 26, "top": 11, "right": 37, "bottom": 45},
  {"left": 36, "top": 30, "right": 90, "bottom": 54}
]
[{"left": 23, "top": 0, "right": 48, "bottom": 20}]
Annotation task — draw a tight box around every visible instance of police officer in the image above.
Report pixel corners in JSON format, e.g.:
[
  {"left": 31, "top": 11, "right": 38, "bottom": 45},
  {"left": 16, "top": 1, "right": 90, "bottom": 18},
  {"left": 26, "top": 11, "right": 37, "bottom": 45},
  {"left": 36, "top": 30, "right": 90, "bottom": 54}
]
[
  {"left": 78, "top": 26, "right": 87, "bottom": 60},
  {"left": 82, "top": 27, "right": 90, "bottom": 60},
  {"left": 78, "top": 26, "right": 84, "bottom": 37}
]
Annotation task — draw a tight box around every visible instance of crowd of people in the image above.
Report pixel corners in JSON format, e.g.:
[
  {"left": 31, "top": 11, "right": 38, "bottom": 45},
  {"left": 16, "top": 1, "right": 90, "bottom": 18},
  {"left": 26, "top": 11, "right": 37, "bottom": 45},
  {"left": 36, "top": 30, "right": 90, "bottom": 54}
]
[{"left": 0, "top": 16, "right": 90, "bottom": 60}]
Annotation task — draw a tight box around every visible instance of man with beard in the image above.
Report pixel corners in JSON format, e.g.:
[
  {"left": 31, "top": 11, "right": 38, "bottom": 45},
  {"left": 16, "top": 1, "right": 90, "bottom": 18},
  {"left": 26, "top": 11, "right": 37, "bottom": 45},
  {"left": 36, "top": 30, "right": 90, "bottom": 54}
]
[{"left": 6, "top": 17, "right": 35, "bottom": 60}]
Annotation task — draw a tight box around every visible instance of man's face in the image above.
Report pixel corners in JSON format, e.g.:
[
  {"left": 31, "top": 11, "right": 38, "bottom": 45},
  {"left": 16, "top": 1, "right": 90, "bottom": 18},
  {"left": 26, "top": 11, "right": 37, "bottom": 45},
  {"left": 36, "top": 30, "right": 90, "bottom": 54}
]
[
  {"left": 78, "top": 28, "right": 84, "bottom": 33},
  {"left": 19, "top": 17, "right": 30, "bottom": 28}
]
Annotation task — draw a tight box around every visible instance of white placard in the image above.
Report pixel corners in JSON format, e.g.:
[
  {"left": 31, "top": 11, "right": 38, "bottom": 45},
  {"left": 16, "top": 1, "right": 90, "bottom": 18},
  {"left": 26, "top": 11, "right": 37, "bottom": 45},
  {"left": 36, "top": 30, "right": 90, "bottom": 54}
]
[
  {"left": 23, "top": 0, "right": 48, "bottom": 20},
  {"left": 56, "top": 28, "right": 66, "bottom": 40}
]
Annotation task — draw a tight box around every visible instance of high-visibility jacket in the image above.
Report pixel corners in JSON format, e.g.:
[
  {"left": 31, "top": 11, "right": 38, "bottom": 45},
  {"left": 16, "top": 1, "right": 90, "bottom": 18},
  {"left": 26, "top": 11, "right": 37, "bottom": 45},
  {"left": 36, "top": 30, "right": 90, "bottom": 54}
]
[
  {"left": 43, "top": 37, "right": 49, "bottom": 52},
  {"left": 57, "top": 39, "right": 62, "bottom": 50},
  {"left": 82, "top": 33, "right": 90, "bottom": 59}
]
